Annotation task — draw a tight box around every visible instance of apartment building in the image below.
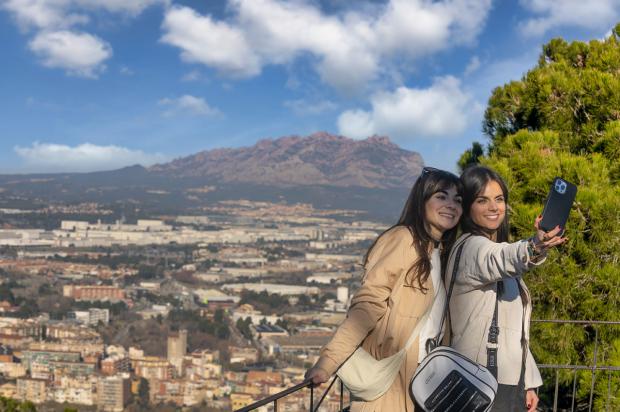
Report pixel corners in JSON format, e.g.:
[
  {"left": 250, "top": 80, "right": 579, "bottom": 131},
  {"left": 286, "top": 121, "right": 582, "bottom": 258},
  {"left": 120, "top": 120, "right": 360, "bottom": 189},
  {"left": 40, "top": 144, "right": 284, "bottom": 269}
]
[
  {"left": 63, "top": 285, "right": 125, "bottom": 301},
  {"left": 167, "top": 329, "right": 187, "bottom": 375},
  {"left": 132, "top": 356, "right": 174, "bottom": 380},
  {"left": 101, "top": 355, "right": 131, "bottom": 375},
  {"left": 21, "top": 349, "right": 81, "bottom": 371},
  {"left": 16, "top": 378, "right": 47, "bottom": 404},
  {"left": 50, "top": 376, "right": 96, "bottom": 405},
  {"left": 97, "top": 375, "right": 130, "bottom": 412},
  {"left": 68, "top": 308, "right": 110, "bottom": 325}
]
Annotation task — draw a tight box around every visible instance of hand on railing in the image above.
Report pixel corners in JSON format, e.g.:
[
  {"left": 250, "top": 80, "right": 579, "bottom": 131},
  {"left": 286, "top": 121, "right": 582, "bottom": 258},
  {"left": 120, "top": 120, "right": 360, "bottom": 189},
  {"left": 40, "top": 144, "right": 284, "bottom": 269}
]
[{"left": 305, "top": 366, "right": 330, "bottom": 387}]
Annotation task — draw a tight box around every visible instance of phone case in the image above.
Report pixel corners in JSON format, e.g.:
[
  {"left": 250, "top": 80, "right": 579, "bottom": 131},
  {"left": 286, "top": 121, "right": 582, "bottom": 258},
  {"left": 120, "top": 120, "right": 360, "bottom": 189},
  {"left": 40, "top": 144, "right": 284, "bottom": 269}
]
[{"left": 539, "top": 177, "right": 577, "bottom": 234}]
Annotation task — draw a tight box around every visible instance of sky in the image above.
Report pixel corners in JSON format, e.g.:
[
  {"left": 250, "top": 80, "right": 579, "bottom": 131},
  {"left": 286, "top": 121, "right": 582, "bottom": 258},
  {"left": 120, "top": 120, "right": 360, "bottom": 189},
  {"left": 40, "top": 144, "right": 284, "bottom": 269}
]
[{"left": 1, "top": 0, "right": 618, "bottom": 174}]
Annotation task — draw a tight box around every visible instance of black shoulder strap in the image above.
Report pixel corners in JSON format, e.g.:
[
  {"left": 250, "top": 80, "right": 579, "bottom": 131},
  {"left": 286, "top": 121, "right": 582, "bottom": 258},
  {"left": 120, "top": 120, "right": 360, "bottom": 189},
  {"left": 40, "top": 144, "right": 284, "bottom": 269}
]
[
  {"left": 431, "top": 234, "right": 470, "bottom": 349},
  {"left": 486, "top": 282, "right": 501, "bottom": 378}
]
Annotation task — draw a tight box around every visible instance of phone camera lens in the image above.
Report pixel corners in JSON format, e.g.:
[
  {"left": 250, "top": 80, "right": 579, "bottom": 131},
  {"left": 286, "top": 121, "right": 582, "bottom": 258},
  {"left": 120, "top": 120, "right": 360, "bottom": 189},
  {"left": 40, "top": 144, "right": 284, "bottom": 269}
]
[{"left": 555, "top": 181, "right": 567, "bottom": 194}]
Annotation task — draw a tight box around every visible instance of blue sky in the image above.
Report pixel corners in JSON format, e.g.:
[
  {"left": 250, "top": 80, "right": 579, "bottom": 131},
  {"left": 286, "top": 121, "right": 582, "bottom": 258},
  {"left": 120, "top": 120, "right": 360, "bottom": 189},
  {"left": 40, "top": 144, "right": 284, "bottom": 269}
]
[{"left": 0, "top": 0, "right": 618, "bottom": 174}]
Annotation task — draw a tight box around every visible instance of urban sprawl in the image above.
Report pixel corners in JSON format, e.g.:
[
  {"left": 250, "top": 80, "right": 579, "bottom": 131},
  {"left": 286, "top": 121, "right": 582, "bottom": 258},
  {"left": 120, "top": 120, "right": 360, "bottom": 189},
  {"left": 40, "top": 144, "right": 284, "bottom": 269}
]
[{"left": 0, "top": 200, "right": 386, "bottom": 411}]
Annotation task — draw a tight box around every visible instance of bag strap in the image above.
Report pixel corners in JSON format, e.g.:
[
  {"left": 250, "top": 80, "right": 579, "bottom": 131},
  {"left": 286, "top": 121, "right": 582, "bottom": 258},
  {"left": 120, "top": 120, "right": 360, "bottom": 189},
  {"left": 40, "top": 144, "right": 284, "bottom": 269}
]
[
  {"left": 433, "top": 234, "right": 470, "bottom": 346},
  {"left": 518, "top": 280, "right": 528, "bottom": 387},
  {"left": 432, "top": 234, "right": 502, "bottom": 380},
  {"left": 486, "top": 282, "right": 501, "bottom": 378}
]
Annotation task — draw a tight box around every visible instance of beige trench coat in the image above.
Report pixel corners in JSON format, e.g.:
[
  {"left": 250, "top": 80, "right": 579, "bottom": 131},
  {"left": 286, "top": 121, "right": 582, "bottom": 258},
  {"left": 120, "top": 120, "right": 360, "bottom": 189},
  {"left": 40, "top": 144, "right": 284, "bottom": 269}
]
[{"left": 313, "top": 226, "right": 435, "bottom": 412}]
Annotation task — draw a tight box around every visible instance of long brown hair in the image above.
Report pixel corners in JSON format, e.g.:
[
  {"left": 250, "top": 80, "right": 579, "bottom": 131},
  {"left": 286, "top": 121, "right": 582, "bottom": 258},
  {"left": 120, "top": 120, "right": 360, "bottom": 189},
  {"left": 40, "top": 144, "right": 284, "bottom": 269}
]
[{"left": 364, "top": 167, "right": 463, "bottom": 291}]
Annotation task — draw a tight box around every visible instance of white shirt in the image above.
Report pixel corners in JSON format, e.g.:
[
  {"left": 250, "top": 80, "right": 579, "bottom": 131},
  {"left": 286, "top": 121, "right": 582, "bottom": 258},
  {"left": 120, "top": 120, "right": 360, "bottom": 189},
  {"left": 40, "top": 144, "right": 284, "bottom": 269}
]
[{"left": 418, "top": 248, "right": 446, "bottom": 360}]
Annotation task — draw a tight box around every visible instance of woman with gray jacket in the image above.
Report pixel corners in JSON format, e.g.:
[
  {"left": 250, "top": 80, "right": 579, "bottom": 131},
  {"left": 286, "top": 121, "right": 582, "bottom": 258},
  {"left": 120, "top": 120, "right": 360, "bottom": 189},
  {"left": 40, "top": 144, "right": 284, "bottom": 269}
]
[{"left": 448, "top": 166, "right": 566, "bottom": 412}]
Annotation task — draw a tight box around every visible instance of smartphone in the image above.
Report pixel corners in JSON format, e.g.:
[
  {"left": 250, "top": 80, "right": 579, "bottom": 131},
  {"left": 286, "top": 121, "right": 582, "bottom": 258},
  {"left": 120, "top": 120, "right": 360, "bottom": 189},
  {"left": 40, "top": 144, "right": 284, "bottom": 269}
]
[{"left": 539, "top": 177, "right": 577, "bottom": 235}]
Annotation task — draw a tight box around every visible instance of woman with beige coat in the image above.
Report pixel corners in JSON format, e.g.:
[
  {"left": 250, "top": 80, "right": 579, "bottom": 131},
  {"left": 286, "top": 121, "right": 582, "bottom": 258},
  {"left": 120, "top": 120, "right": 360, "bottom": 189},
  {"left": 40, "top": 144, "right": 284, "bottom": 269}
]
[
  {"left": 306, "top": 167, "right": 463, "bottom": 411},
  {"left": 448, "top": 165, "right": 566, "bottom": 412}
]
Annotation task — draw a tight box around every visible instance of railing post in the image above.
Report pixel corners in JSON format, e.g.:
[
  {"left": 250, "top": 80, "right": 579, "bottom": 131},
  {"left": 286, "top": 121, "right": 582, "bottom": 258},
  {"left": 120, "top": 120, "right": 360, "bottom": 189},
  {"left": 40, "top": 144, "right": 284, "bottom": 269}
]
[
  {"left": 553, "top": 369, "right": 559, "bottom": 412},
  {"left": 274, "top": 399, "right": 277, "bottom": 412},
  {"left": 310, "top": 384, "right": 314, "bottom": 411},
  {"left": 571, "top": 368, "right": 577, "bottom": 412},
  {"left": 607, "top": 371, "right": 611, "bottom": 412},
  {"left": 589, "top": 327, "right": 599, "bottom": 412}
]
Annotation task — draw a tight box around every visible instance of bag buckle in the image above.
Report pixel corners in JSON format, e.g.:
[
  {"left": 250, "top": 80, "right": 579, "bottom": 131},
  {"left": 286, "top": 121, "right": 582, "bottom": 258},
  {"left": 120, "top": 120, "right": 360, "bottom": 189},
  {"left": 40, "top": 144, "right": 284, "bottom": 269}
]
[
  {"left": 488, "top": 325, "right": 499, "bottom": 341},
  {"left": 426, "top": 339, "right": 437, "bottom": 353}
]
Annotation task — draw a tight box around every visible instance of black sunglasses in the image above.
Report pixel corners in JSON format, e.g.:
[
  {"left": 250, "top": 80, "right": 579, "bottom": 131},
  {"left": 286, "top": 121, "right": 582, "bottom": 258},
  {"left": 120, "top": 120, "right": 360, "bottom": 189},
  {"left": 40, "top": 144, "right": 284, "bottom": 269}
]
[
  {"left": 421, "top": 166, "right": 442, "bottom": 175},
  {"left": 421, "top": 166, "right": 459, "bottom": 179}
]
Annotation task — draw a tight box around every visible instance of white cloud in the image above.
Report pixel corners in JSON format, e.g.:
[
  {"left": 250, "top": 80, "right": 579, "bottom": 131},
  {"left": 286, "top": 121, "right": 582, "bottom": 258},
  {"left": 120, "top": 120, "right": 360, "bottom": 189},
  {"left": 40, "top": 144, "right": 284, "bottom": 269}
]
[
  {"left": 284, "top": 99, "right": 337, "bottom": 116},
  {"left": 29, "top": 30, "right": 112, "bottom": 78},
  {"left": 338, "top": 110, "right": 375, "bottom": 140},
  {"left": 160, "top": 0, "right": 493, "bottom": 94},
  {"left": 160, "top": 6, "right": 261, "bottom": 78},
  {"left": 1, "top": 0, "right": 168, "bottom": 31},
  {"left": 158, "top": 95, "right": 221, "bottom": 117},
  {"left": 119, "top": 66, "right": 134, "bottom": 75},
  {"left": 181, "top": 70, "right": 202, "bottom": 82},
  {"left": 14, "top": 142, "right": 167, "bottom": 173},
  {"left": 338, "top": 76, "right": 478, "bottom": 140},
  {"left": 73, "top": 0, "right": 169, "bottom": 17},
  {"left": 464, "top": 56, "right": 481, "bottom": 76},
  {"left": 519, "top": 0, "right": 620, "bottom": 36},
  {"left": 2, "top": 0, "right": 166, "bottom": 76},
  {"left": 2, "top": 0, "right": 86, "bottom": 31}
]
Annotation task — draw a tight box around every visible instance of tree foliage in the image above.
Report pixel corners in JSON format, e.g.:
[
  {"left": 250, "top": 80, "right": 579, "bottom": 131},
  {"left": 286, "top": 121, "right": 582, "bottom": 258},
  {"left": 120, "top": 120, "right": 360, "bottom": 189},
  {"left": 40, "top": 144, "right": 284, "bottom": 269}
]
[
  {"left": 471, "top": 24, "right": 620, "bottom": 410},
  {"left": 236, "top": 317, "right": 253, "bottom": 341},
  {"left": 168, "top": 309, "right": 230, "bottom": 340},
  {"left": 0, "top": 396, "right": 37, "bottom": 411},
  {"left": 138, "top": 377, "right": 150, "bottom": 406},
  {"left": 458, "top": 141, "right": 484, "bottom": 172}
]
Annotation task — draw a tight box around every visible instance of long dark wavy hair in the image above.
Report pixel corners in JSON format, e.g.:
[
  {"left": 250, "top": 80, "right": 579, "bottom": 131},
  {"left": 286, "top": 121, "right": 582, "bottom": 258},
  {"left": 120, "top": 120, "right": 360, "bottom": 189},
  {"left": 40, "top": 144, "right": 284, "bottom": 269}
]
[
  {"left": 364, "top": 167, "right": 463, "bottom": 292},
  {"left": 460, "top": 165, "right": 510, "bottom": 243}
]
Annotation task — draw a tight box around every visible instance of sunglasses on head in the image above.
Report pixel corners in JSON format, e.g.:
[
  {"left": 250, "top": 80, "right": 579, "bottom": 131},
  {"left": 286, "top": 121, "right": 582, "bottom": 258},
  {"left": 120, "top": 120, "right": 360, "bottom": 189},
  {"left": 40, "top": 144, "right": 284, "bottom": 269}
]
[
  {"left": 421, "top": 166, "right": 459, "bottom": 179},
  {"left": 422, "top": 166, "right": 441, "bottom": 174}
]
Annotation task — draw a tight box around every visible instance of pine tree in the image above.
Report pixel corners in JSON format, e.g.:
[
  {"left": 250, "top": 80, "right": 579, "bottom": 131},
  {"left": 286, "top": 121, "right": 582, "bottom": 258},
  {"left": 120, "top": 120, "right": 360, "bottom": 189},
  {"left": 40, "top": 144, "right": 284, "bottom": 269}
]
[{"left": 467, "top": 24, "right": 620, "bottom": 410}]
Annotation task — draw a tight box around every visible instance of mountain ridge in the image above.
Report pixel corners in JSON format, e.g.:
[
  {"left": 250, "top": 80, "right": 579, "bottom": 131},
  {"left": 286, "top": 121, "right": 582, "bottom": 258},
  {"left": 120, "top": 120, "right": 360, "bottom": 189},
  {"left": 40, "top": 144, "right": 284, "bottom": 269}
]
[
  {"left": 148, "top": 132, "right": 423, "bottom": 189},
  {"left": 0, "top": 133, "right": 424, "bottom": 220}
]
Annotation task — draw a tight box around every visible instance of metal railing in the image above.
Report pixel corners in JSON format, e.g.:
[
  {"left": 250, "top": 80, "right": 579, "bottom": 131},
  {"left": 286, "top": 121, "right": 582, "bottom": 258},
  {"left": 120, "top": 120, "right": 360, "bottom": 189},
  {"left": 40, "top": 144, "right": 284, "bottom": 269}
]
[
  {"left": 236, "top": 319, "right": 620, "bottom": 412},
  {"left": 532, "top": 319, "right": 620, "bottom": 412},
  {"left": 235, "top": 375, "right": 347, "bottom": 412}
]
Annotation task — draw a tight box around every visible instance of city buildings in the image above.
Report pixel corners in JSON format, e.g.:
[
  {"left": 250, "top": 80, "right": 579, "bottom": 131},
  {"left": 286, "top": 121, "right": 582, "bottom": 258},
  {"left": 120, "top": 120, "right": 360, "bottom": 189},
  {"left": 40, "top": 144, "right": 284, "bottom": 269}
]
[
  {"left": 97, "top": 375, "right": 131, "bottom": 412},
  {"left": 0, "top": 201, "right": 386, "bottom": 409},
  {"left": 63, "top": 285, "right": 125, "bottom": 302},
  {"left": 167, "top": 329, "right": 187, "bottom": 375}
]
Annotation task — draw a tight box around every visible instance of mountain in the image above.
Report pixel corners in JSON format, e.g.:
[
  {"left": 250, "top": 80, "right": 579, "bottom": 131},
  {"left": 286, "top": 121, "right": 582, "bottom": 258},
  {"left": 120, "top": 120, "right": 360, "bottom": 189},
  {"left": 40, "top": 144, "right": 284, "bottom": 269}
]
[
  {"left": 0, "top": 133, "right": 424, "bottom": 221},
  {"left": 149, "top": 132, "right": 423, "bottom": 189}
]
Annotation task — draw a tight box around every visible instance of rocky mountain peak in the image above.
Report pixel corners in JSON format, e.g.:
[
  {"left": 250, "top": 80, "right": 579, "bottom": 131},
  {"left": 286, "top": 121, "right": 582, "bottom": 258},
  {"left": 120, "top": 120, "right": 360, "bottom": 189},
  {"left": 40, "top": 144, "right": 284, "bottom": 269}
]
[{"left": 149, "top": 132, "right": 423, "bottom": 189}]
